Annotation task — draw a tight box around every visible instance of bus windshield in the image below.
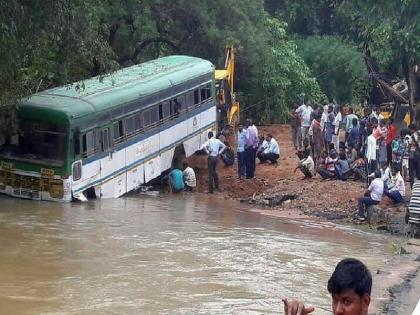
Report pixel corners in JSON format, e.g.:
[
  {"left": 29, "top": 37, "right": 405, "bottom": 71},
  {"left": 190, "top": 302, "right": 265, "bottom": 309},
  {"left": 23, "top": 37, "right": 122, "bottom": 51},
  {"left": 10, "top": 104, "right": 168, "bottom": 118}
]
[{"left": 0, "top": 121, "right": 67, "bottom": 167}]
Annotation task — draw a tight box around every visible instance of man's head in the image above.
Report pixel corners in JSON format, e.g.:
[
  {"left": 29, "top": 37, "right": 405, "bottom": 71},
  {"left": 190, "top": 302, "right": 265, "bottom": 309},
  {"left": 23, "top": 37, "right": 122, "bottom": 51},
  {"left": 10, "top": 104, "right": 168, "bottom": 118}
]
[
  {"left": 409, "top": 123, "right": 418, "bottom": 135},
  {"left": 370, "top": 117, "right": 378, "bottom": 129},
  {"left": 266, "top": 134, "right": 273, "bottom": 142},
  {"left": 375, "top": 107, "right": 381, "bottom": 115},
  {"left": 328, "top": 105, "right": 334, "bottom": 113},
  {"left": 327, "top": 258, "right": 372, "bottom": 315},
  {"left": 238, "top": 124, "right": 243, "bottom": 132},
  {"left": 208, "top": 131, "right": 214, "bottom": 139},
  {"left": 348, "top": 107, "right": 354, "bottom": 114}
]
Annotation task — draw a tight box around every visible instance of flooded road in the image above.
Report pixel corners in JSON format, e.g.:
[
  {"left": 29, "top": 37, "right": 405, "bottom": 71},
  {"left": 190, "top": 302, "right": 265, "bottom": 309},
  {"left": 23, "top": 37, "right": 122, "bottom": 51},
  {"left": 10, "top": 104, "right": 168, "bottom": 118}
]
[{"left": 0, "top": 194, "right": 395, "bottom": 314}]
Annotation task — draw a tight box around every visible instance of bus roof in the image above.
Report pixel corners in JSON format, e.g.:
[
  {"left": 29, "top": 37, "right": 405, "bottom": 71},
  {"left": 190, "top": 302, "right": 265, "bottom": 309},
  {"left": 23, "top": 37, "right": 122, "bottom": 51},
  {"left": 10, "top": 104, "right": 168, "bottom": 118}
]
[{"left": 18, "top": 56, "right": 214, "bottom": 124}]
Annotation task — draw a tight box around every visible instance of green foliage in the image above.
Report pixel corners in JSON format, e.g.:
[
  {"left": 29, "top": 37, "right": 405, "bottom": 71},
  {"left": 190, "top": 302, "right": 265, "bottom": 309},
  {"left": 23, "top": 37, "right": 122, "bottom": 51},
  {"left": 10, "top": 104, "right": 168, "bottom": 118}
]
[
  {"left": 0, "top": 0, "right": 324, "bottom": 129},
  {"left": 296, "top": 36, "right": 370, "bottom": 105},
  {"left": 255, "top": 18, "right": 323, "bottom": 124}
]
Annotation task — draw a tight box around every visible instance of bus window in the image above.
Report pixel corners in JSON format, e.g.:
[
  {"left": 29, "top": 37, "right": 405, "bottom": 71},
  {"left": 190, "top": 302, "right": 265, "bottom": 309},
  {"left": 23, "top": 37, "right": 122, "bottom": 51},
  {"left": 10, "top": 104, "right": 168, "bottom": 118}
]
[
  {"left": 82, "top": 130, "right": 96, "bottom": 157},
  {"left": 170, "top": 99, "right": 180, "bottom": 117},
  {"left": 187, "top": 92, "right": 194, "bottom": 110},
  {"left": 134, "top": 113, "right": 142, "bottom": 131},
  {"left": 150, "top": 106, "right": 159, "bottom": 125},
  {"left": 177, "top": 95, "right": 186, "bottom": 113},
  {"left": 113, "top": 120, "right": 124, "bottom": 143},
  {"left": 101, "top": 128, "right": 110, "bottom": 152},
  {"left": 194, "top": 90, "right": 199, "bottom": 105},
  {"left": 206, "top": 85, "right": 211, "bottom": 99},
  {"left": 143, "top": 110, "right": 151, "bottom": 128},
  {"left": 200, "top": 88, "right": 207, "bottom": 102},
  {"left": 160, "top": 101, "right": 170, "bottom": 121},
  {"left": 125, "top": 116, "right": 135, "bottom": 136}
]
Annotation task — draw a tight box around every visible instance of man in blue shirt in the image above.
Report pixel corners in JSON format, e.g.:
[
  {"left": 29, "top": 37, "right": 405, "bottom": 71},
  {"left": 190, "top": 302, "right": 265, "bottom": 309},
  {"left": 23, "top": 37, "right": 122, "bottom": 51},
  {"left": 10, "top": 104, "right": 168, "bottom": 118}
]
[
  {"left": 236, "top": 124, "right": 246, "bottom": 179},
  {"left": 167, "top": 168, "right": 185, "bottom": 193},
  {"left": 347, "top": 118, "right": 359, "bottom": 148}
]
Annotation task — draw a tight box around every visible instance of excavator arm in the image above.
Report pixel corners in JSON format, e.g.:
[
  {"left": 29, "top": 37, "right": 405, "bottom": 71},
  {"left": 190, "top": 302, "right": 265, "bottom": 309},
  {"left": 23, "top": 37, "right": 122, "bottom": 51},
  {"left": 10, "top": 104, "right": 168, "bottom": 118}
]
[{"left": 215, "top": 46, "right": 240, "bottom": 130}]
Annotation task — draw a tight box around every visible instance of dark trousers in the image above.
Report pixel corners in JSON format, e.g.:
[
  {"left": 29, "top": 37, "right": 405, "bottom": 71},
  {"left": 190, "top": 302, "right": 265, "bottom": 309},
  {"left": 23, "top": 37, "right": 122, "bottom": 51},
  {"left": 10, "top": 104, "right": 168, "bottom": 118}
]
[
  {"left": 409, "top": 157, "right": 420, "bottom": 187},
  {"left": 358, "top": 196, "right": 380, "bottom": 218},
  {"left": 385, "top": 190, "right": 403, "bottom": 203},
  {"left": 245, "top": 147, "right": 256, "bottom": 179},
  {"left": 208, "top": 156, "right": 219, "bottom": 192},
  {"left": 299, "top": 165, "right": 313, "bottom": 178},
  {"left": 318, "top": 168, "right": 334, "bottom": 179},
  {"left": 259, "top": 153, "right": 279, "bottom": 164},
  {"left": 291, "top": 126, "right": 300, "bottom": 149},
  {"left": 237, "top": 151, "right": 245, "bottom": 178},
  {"left": 386, "top": 143, "right": 392, "bottom": 165}
]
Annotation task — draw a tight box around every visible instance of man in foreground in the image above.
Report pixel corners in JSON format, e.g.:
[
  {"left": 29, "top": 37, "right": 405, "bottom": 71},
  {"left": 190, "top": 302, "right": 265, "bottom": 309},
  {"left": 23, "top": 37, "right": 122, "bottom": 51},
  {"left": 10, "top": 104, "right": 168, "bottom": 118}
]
[{"left": 283, "top": 258, "right": 372, "bottom": 315}]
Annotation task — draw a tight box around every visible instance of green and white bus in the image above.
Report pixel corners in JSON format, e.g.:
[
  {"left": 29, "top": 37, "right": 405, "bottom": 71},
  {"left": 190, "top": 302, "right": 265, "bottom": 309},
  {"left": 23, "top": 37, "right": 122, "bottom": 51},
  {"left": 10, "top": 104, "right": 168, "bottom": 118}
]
[{"left": 0, "top": 56, "right": 216, "bottom": 201}]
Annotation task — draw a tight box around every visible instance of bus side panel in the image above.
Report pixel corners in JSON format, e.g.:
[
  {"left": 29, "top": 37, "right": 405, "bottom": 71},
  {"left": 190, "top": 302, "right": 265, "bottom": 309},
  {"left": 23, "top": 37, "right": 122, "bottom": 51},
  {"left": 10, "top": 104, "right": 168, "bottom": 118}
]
[
  {"left": 160, "top": 148, "right": 175, "bottom": 172},
  {"left": 184, "top": 114, "right": 202, "bottom": 157},
  {"left": 160, "top": 120, "right": 188, "bottom": 151},
  {"left": 101, "top": 172, "right": 126, "bottom": 199},
  {"left": 144, "top": 133, "right": 161, "bottom": 183},
  {"left": 72, "top": 160, "right": 100, "bottom": 195},
  {"left": 201, "top": 106, "right": 217, "bottom": 132},
  {"left": 160, "top": 121, "right": 187, "bottom": 170},
  {"left": 99, "top": 147, "right": 126, "bottom": 199},
  {"left": 127, "top": 164, "right": 144, "bottom": 192},
  {"left": 145, "top": 157, "right": 161, "bottom": 183}
]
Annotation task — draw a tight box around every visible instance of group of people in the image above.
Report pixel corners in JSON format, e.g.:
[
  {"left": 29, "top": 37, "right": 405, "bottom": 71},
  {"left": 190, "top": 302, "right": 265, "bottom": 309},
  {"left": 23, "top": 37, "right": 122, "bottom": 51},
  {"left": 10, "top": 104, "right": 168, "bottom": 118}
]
[
  {"left": 236, "top": 120, "right": 280, "bottom": 179},
  {"left": 165, "top": 161, "right": 197, "bottom": 193},
  {"left": 291, "top": 99, "right": 416, "bottom": 222}
]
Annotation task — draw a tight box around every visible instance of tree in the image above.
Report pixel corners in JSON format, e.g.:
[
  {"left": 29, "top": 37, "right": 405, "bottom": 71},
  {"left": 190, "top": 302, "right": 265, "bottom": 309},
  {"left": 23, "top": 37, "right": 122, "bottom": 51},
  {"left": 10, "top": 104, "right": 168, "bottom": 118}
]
[
  {"left": 295, "top": 36, "right": 370, "bottom": 105},
  {"left": 339, "top": 0, "right": 420, "bottom": 119}
]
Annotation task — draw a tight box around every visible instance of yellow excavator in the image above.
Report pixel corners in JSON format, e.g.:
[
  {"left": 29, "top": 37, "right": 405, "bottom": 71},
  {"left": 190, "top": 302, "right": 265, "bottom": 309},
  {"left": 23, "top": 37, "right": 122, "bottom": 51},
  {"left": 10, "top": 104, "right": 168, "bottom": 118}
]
[{"left": 215, "top": 46, "right": 240, "bottom": 131}]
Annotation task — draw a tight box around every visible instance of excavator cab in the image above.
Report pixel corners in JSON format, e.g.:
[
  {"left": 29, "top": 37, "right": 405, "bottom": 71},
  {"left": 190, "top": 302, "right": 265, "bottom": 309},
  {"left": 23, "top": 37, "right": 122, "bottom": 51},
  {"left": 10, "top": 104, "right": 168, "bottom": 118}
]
[{"left": 215, "top": 46, "right": 240, "bottom": 132}]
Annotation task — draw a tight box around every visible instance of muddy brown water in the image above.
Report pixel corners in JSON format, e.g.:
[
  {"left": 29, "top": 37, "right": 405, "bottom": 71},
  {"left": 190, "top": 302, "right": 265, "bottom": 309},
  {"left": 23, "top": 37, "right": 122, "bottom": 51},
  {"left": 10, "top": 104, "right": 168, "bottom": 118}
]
[{"left": 0, "top": 193, "right": 397, "bottom": 314}]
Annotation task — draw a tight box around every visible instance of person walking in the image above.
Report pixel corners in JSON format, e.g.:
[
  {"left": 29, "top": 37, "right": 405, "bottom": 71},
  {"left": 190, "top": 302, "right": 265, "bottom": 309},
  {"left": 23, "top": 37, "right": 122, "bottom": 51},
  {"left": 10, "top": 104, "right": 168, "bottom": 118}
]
[
  {"left": 296, "top": 100, "right": 313, "bottom": 149},
  {"left": 236, "top": 124, "right": 246, "bottom": 179},
  {"left": 202, "top": 131, "right": 226, "bottom": 193},
  {"left": 245, "top": 120, "right": 258, "bottom": 179}
]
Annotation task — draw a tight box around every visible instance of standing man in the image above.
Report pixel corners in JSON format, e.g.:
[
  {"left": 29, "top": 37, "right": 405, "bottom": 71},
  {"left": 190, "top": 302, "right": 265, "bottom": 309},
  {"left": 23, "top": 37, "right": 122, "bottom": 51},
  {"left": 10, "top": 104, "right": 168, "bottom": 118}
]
[
  {"left": 202, "top": 131, "right": 226, "bottom": 193},
  {"left": 236, "top": 124, "right": 246, "bottom": 179},
  {"left": 296, "top": 99, "right": 313, "bottom": 150},
  {"left": 290, "top": 103, "right": 301, "bottom": 150},
  {"left": 245, "top": 120, "right": 258, "bottom": 179},
  {"left": 386, "top": 118, "right": 396, "bottom": 165},
  {"left": 345, "top": 107, "right": 359, "bottom": 140}
]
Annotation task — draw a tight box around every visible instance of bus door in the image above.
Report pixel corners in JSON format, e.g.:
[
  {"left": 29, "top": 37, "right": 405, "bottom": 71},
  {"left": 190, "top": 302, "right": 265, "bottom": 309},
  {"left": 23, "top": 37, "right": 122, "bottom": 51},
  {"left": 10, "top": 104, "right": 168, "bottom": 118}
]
[{"left": 100, "top": 121, "right": 127, "bottom": 198}]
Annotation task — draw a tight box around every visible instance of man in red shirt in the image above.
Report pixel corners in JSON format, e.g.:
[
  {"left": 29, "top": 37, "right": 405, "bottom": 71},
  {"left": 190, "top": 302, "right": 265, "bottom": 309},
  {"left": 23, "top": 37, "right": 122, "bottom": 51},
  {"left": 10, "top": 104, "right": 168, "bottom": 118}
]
[{"left": 386, "top": 118, "right": 396, "bottom": 164}]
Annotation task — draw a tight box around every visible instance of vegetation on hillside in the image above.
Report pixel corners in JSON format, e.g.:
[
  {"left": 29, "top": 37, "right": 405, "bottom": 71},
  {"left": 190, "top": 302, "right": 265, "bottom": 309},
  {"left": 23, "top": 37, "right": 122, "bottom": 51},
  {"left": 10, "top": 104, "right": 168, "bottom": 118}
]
[{"left": 1, "top": 0, "right": 420, "bottom": 130}]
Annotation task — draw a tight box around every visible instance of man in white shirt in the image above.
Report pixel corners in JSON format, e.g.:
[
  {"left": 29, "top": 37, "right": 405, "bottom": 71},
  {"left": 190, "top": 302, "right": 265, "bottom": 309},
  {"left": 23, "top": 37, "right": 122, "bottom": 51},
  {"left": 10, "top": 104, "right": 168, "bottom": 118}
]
[
  {"left": 258, "top": 134, "right": 280, "bottom": 164},
  {"left": 182, "top": 161, "right": 196, "bottom": 191},
  {"left": 295, "top": 150, "right": 315, "bottom": 179},
  {"left": 296, "top": 101, "right": 313, "bottom": 149},
  {"left": 357, "top": 171, "right": 383, "bottom": 221},
  {"left": 202, "top": 131, "right": 226, "bottom": 193},
  {"left": 370, "top": 107, "right": 384, "bottom": 121},
  {"left": 384, "top": 166, "right": 405, "bottom": 203}
]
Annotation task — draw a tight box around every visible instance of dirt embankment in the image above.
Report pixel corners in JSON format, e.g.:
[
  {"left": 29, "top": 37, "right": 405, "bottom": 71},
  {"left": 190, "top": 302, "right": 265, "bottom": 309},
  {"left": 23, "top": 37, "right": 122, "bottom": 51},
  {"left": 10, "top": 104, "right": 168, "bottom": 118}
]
[{"left": 189, "top": 125, "right": 408, "bottom": 225}]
